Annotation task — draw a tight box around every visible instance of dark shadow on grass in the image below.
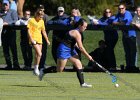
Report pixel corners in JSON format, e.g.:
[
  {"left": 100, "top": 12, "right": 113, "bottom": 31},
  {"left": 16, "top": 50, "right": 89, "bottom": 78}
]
[
  {"left": 45, "top": 79, "right": 67, "bottom": 93},
  {"left": 11, "top": 85, "right": 47, "bottom": 87}
]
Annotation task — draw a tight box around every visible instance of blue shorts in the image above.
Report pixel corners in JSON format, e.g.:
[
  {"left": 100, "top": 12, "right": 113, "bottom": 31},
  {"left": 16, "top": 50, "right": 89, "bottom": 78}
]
[{"left": 57, "top": 43, "right": 77, "bottom": 59}]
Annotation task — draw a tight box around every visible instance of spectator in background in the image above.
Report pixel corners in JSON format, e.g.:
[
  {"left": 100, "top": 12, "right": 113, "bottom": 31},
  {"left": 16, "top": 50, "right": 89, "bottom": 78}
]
[
  {"left": 36, "top": 5, "right": 49, "bottom": 70},
  {"left": 70, "top": 8, "right": 81, "bottom": 26},
  {"left": 3, "top": 0, "right": 17, "bottom": 11},
  {"left": 47, "top": 6, "right": 69, "bottom": 64},
  {"left": 27, "top": 10, "right": 50, "bottom": 76},
  {"left": 1, "top": 1, "right": 20, "bottom": 70},
  {"left": 15, "top": 9, "right": 33, "bottom": 70},
  {"left": 132, "top": 6, "right": 140, "bottom": 70},
  {"left": 92, "top": 8, "right": 118, "bottom": 70},
  {"left": 87, "top": 40, "right": 108, "bottom": 71},
  {"left": 113, "top": 4, "right": 138, "bottom": 72}
]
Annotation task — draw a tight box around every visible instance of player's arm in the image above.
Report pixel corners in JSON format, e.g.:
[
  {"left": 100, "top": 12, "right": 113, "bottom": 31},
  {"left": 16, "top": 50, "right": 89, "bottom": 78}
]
[
  {"left": 27, "top": 28, "right": 36, "bottom": 45},
  {"left": 41, "top": 29, "right": 50, "bottom": 45},
  {"left": 72, "top": 30, "right": 93, "bottom": 61},
  {"left": 27, "top": 20, "right": 36, "bottom": 45},
  {"left": 41, "top": 21, "right": 50, "bottom": 45}
]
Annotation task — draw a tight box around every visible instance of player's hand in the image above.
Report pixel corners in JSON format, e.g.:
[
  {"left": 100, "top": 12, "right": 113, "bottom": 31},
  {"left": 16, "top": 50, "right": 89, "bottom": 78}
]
[
  {"left": 47, "top": 40, "right": 50, "bottom": 45},
  {"left": 88, "top": 55, "right": 94, "bottom": 61},
  {"left": 31, "top": 40, "right": 36, "bottom": 45}
]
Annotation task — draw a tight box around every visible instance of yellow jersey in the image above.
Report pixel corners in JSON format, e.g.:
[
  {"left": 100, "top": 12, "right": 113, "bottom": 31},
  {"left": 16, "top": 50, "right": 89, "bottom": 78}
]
[{"left": 27, "top": 18, "right": 45, "bottom": 44}]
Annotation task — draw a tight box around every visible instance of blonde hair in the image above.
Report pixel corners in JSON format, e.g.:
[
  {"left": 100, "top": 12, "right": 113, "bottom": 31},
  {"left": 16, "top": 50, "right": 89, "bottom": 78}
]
[{"left": 71, "top": 8, "right": 81, "bottom": 16}]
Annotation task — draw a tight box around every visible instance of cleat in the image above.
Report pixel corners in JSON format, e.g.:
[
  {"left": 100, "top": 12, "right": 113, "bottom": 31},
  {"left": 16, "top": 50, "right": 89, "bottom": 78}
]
[
  {"left": 22, "top": 66, "right": 32, "bottom": 70},
  {"left": 33, "top": 67, "right": 40, "bottom": 76},
  {"left": 81, "top": 83, "right": 92, "bottom": 88},
  {"left": 39, "top": 68, "right": 45, "bottom": 81}
]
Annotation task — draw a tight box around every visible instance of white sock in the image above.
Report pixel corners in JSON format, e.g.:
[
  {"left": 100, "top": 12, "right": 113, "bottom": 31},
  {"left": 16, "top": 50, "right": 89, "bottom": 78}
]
[{"left": 34, "top": 65, "right": 39, "bottom": 70}]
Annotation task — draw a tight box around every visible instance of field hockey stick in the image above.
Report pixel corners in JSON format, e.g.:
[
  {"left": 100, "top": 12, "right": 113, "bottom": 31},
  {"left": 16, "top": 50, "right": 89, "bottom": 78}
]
[
  {"left": 0, "top": 18, "right": 3, "bottom": 46},
  {"left": 92, "top": 60, "right": 117, "bottom": 84}
]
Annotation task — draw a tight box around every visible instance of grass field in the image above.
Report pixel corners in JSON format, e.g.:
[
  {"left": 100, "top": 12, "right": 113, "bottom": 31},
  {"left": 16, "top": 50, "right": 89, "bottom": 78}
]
[{"left": 0, "top": 70, "right": 140, "bottom": 100}]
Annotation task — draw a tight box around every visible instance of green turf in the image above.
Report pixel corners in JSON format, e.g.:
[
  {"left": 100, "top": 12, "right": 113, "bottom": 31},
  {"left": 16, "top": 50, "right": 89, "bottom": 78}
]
[{"left": 0, "top": 70, "right": 140, "bottom": 100}]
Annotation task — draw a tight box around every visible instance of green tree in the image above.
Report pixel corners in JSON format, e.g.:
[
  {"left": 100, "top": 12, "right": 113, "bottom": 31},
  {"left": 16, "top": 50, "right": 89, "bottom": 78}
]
[{"left": 25, "top": 0, "right": 138, "bottom": 16}]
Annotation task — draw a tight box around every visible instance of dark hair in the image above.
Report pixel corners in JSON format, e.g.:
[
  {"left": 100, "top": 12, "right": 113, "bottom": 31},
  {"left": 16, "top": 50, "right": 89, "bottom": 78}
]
[
  {"left": 74, "top": 18, "right": 87, "bottom": 28},
  {"left": 35, "top": 9, "right": 44, "bottom": 18},
  {"left": 23, "top": 9, "right": 30, "bottom": 13}
]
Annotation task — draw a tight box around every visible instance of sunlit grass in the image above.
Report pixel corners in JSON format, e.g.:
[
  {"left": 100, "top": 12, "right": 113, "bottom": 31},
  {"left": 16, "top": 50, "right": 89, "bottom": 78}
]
[{"left": 0, "top": 71, "right": 140, "bottom": 100}]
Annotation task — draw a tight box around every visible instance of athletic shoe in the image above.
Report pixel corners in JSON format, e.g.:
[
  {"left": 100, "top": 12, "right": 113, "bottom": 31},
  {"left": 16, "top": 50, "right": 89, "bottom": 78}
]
[
  {"left": 33, "top": 67, "right": 40, "bottom": 76},
  {"left": 22, "top": 66, "right": 32, "bottom": 70},
  {"left": 81, "top": 83, "right": 92, "bottom": 88},
  {"left": 39, "top": 68, "right": 45, "bottom": 81},
  {"left": 13, "top": 65, "right": 21, "bottom": 70}
]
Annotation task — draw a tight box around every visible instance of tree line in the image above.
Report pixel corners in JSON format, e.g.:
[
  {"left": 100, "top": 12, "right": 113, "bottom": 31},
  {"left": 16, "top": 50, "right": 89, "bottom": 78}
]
[{"left": 24, "top": 0, "right": 140, "bottom": 16}]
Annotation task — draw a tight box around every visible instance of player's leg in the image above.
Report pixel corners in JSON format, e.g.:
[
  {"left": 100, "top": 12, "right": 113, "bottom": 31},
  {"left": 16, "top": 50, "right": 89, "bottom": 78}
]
[
  {"left": 33, "top": 44, "right": 42, "bottom": 75},
  {"left": 57, "top": 59, "right": 68, "bottom": 72},
  {"left": 69, "top": 55, "right": 92, "bottom": 87},
  {"left": 17, "top": 0, "right": 25, "bottom": 18}
]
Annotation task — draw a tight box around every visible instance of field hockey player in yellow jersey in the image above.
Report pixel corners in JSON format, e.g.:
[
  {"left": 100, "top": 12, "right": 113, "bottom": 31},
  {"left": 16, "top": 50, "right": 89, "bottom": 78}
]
[{"left": 27, "top": 10, "right": 50, "bottom": 76}]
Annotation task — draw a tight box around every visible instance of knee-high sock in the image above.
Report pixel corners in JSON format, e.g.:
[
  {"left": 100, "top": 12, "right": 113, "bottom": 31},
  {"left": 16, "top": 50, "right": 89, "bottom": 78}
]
[
  {"left": 76, "top": 69, "right": 84, "bottom": 85},
  {"left": 43, "top": 66, "right": 57, "bottom": 73}
]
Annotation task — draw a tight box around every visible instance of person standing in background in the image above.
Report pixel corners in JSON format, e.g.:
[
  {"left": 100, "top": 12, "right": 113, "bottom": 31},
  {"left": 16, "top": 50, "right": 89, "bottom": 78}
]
[
  {"left": 15, "top": 9, "right": 33, "bottom": 70},
  {"left": 132, "top": 6, "right": 140, "bottom": 71},
  {"left": 3, "top": 0, "right": 24, "bottom": 17},
  {"left": 1, "top": 1, "right": 20, "bottom": 69},
  {"left": 113, "top": 4, "right": 137, "bottom": 72},
  {"left": 3, "top": 0, "right": 17, "bottom": 11},
  {"left": 92, "top": 8, "right": 118, "bottom": 70},
  {"left": 47, "top": 6, "right": 69, "bottom": 64}
]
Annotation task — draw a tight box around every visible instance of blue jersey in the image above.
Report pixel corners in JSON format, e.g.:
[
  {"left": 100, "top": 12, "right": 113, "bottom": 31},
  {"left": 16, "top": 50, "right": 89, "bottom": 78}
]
[
  {"left": 113, "top": 10, "right": 136, "bottom": 37},
  {"left": 47, "top": 14, "right": 70, "bottom": 40},
  {"left": 57, "top": 28, "right": 80, "bottom": 59}
]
